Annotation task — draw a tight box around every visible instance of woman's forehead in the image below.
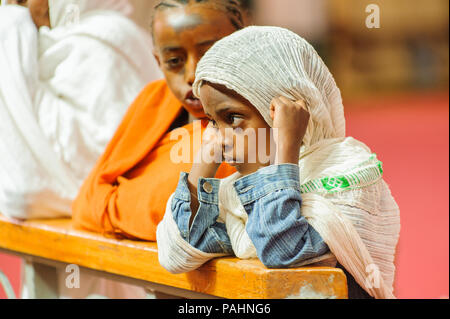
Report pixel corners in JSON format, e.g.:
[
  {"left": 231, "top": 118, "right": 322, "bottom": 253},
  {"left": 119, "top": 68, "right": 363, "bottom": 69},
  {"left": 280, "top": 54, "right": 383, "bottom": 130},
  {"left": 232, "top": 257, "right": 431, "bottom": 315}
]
[
  {"left": 154, "top": 4, "right": 231, "bottom": 31},
  {"left": 153, "top": 7, "right": 235, "bottom": 48},
  {"left": 163, "top": 11, "right": 204, "bottom": 33},
  {"left": 154, "top": 7, "right": 193, "bottom": 34}
]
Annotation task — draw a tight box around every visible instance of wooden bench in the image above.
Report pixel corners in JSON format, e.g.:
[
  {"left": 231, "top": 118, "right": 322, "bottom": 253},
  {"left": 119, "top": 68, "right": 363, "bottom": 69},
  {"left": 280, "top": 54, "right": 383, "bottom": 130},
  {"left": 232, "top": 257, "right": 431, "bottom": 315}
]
[{"left": 0, "top": 214, "right": 348, "bottom": 299}]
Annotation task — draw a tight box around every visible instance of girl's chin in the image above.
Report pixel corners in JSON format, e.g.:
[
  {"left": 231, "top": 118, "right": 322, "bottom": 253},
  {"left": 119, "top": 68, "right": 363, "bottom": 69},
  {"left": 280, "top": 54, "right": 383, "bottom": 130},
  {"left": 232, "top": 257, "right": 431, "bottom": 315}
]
[
  {"left": 231, "top": 163, "right": 272, "bottom": 176},
  {"left": 226, "top": 163, "right": 260, "bottom": 176},
  {"left": 224, "top": 160, "right": 239, "bottom": 167},
  {"left": 224, "top": 158, "right": 245, "bottom": 167},
  {"left": 225, "top": 160, "right": 245, "bottom": 171}
]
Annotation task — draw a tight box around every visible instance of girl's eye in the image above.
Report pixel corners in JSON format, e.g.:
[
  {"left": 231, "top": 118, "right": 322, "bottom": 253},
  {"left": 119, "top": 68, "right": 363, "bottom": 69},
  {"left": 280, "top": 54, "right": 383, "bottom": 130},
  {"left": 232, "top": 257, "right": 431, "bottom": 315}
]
[
  {"left": 228, "top": 114, "right": 244, "bottom": 127},
  {"left": 209, "top": 119, "right": 218, "bottom": 128}
]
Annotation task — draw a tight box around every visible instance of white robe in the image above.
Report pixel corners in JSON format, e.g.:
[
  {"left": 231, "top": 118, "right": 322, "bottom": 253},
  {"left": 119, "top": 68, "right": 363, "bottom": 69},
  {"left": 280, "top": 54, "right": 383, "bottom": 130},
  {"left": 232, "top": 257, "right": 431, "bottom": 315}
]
[{"left": 0, "top": 2, "right": 162, "bottom": 219}]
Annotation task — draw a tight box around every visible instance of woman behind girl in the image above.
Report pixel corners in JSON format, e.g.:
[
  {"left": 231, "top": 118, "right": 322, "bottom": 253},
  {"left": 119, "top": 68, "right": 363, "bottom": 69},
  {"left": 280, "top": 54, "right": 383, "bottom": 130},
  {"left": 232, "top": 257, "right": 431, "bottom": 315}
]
[
  {"left": 157, "top": 26, "right": 401, "bottom": 299},
  {"left": 73, "top": 0, "right": 252, "bottom": 241}
]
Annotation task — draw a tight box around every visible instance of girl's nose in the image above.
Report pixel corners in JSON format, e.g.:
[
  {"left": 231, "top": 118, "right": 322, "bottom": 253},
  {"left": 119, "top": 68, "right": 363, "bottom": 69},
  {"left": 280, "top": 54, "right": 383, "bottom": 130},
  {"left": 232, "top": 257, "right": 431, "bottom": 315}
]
[
  {"left": 223, "top": 143, "right": 233, "bottom": 155},
  {"left": 219, "top": 128, "right": 234, "bottom": 154}
]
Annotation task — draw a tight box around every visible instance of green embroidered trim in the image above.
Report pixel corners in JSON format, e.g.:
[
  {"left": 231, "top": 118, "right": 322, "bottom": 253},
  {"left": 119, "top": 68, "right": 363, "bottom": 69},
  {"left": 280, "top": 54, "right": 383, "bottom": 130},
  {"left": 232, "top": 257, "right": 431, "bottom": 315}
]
[{"left": 300, "top": 154, "right": 384, "bottom": 195}]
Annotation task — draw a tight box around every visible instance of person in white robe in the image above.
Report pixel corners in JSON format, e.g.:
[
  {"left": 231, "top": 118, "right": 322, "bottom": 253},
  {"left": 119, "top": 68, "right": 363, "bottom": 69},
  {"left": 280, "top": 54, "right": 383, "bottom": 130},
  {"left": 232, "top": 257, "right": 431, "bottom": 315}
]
[
  {"left": 0, "top": 0, "right": 162, "bottom": 220},
  {"left": 0, "top": 0, "right": 162, "bottom": 299}
]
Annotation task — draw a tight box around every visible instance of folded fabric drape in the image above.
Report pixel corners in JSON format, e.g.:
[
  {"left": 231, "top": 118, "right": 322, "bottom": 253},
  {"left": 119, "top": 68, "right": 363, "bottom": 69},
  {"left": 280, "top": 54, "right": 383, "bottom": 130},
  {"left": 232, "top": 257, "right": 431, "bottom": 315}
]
[{"left": 0, "top": 2, "right": 161, "bottom": 219}]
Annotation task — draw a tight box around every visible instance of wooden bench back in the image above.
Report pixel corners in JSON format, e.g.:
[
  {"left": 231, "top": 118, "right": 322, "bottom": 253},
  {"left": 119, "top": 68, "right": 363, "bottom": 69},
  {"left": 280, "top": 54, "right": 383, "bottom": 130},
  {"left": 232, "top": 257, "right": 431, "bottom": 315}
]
[{"left": 0, "top": 214, "right": 348, "bottom": 299}]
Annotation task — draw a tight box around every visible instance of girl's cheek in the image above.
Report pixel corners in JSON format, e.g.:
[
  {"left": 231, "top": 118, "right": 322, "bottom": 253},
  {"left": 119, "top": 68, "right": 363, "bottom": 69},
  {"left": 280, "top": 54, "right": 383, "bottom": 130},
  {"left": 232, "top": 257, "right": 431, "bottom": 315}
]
[
  {"left": 230, "top": 134, "right": 243, "bottom": 160},
  {"left": 240, "top": 134, "right": 258, "bottom": 163},
  {"left": 248, "top": 137, "right": 259, "bottom": 163},
  {"left": 219, "top": 131, "right": 234, "bottom": 158}
]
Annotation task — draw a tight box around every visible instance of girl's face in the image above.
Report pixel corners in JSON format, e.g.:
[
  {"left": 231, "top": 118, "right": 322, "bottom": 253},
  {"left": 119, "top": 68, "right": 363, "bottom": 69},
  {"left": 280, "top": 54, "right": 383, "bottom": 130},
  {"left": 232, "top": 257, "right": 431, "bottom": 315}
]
[
  {"left": 199, "top": 83, "right": 275, "bottom": 176},
  {"left": 153, "top": 5, "right": 241, "bottom": 119}
]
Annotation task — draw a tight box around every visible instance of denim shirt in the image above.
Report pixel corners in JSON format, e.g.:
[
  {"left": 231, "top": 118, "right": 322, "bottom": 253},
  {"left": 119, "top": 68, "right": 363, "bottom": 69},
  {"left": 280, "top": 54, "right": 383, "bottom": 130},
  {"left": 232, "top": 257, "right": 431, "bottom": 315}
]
[{"left": 171, "top": 164, "right": 329, "bottom": 268}]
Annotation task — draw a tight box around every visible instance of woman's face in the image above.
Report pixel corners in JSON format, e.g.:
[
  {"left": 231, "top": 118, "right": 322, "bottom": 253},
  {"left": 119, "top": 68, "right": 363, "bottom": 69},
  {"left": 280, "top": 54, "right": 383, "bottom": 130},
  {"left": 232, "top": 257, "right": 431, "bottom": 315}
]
[
  {"left": 153, "top": 5, "right": 241, "bottom": 119},
  {"left": 199, "top": 83, "right": 275, "bottom": 176}
]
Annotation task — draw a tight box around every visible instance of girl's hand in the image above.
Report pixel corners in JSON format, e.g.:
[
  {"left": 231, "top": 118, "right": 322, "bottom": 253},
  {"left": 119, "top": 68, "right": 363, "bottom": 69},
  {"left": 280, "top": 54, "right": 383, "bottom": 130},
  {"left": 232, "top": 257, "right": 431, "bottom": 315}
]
[
  {"left": 187, "top": 122, "right": 222, "bottom": 225},
  {"left": 270, "top": 96, "right": 310, "bottom": 165},
  {"left": 196, "top": 122, "right": 223, "bottom": 168}
]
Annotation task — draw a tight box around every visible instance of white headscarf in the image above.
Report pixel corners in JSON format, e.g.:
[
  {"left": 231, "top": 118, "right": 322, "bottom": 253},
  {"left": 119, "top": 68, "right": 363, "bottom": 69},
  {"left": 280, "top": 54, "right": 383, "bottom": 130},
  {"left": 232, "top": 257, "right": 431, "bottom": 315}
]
[
  {"left": 193, "top": 26, "right": 346, "bottom": 148},
  {"left": 192, "top": 26, "right": 401, "bottom": 299},
  {"left": 48, "top": 0, "right": 133, "bottom": 28}
]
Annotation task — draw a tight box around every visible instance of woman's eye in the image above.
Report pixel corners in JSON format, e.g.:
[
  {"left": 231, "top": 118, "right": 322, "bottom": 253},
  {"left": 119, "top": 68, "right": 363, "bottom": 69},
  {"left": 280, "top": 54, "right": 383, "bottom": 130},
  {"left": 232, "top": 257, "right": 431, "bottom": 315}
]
[{"left": 165, "top": 57, "right": 184, "bottom": 69}]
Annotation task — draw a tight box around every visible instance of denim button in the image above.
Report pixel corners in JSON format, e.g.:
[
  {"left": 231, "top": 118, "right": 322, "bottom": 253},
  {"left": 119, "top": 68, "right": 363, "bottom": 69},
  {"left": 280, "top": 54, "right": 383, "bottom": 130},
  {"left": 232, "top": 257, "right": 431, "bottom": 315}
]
[{"left": 203, "top": 182, "right": 213, "bottom": 194}]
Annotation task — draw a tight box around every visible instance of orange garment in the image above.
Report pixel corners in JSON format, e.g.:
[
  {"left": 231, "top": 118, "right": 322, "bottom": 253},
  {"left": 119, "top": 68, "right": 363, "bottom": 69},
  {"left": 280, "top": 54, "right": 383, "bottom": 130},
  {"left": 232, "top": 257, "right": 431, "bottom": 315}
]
[{"left": 72, "top": 80, "right": 236, "bottom": 240}]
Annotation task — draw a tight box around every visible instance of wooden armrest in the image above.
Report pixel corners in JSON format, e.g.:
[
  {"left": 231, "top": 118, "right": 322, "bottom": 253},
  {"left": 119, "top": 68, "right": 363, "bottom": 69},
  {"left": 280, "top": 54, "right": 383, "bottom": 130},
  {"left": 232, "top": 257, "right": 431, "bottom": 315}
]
[{"left": 0, "top": 214, "right": 347, "bottom": 299}]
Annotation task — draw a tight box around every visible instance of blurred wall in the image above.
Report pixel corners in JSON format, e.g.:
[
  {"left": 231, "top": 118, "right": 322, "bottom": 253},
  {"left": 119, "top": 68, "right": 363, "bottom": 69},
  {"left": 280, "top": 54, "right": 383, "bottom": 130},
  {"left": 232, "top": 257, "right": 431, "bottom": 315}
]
[
  {"left": 254, "top": 0, "right": 328, "bottom": 43},
  {"left": 129, "top": 0, "right": 159, "bottom": 32},
  {"left": 254, "top": 0, "right": 449, "bottom": 97},
  {"left": 327, "top": 0, "right": 449, "bottom": 96}
]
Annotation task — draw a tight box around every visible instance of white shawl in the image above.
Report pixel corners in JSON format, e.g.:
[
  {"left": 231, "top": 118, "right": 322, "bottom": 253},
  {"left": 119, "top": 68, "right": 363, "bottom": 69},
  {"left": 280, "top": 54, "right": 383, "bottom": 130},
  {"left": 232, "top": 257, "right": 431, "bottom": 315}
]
[
  {"left": 158, "top": 26, "right": 400, "bottom": 299},
  {"left": 0, "top": 2, "right": 162, "bottom": 219}
]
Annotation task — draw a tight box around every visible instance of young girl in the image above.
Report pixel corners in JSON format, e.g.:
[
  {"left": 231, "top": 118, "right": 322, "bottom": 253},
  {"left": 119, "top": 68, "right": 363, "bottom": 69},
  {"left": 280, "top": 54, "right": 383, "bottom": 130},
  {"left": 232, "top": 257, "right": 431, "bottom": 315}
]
[{"left": 157, "top": 26, "right": 401, "bottom": 299}]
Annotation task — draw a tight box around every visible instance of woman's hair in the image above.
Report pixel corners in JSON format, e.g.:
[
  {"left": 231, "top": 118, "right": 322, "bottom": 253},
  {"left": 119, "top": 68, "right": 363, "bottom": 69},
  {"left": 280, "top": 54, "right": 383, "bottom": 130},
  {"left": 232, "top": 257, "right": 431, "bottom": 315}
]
[{"left": 152, "top": 0, "right": 253, "bottom": 33}]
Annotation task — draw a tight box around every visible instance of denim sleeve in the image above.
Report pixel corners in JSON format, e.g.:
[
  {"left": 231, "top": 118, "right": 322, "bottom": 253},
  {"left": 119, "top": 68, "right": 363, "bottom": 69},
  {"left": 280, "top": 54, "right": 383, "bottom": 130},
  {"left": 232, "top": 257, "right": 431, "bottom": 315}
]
[
  {"left": 171, "top": 172, "right": 233, "bottom": 255},
  {"left": 234, "top": 164, "right": 330, "bottom": 268}
]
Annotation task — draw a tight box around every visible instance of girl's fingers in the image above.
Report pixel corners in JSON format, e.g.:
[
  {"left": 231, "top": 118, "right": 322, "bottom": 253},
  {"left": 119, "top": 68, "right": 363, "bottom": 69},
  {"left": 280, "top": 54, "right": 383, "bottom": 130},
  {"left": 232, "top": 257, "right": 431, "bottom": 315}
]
[
  {"left": 270, "top": 104, "right": 275, "bottom": 120},
  {"left": 294, "top": 99, "right": 307, "bottom": 109},
  {"left": 271, "top": 96, "right": 309, "bottom": 124},
  {"left": 270, "top": 97, "right": 287, "bottom": 112},
  {"left": 276, "top": 96, "right": 307, "bottom": 111},
  {"left": 270, "top": 98, "right": 283, "bottom": 121},
  {"left": 278, "top": 96, "right": 292, "bottom": 105}
]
